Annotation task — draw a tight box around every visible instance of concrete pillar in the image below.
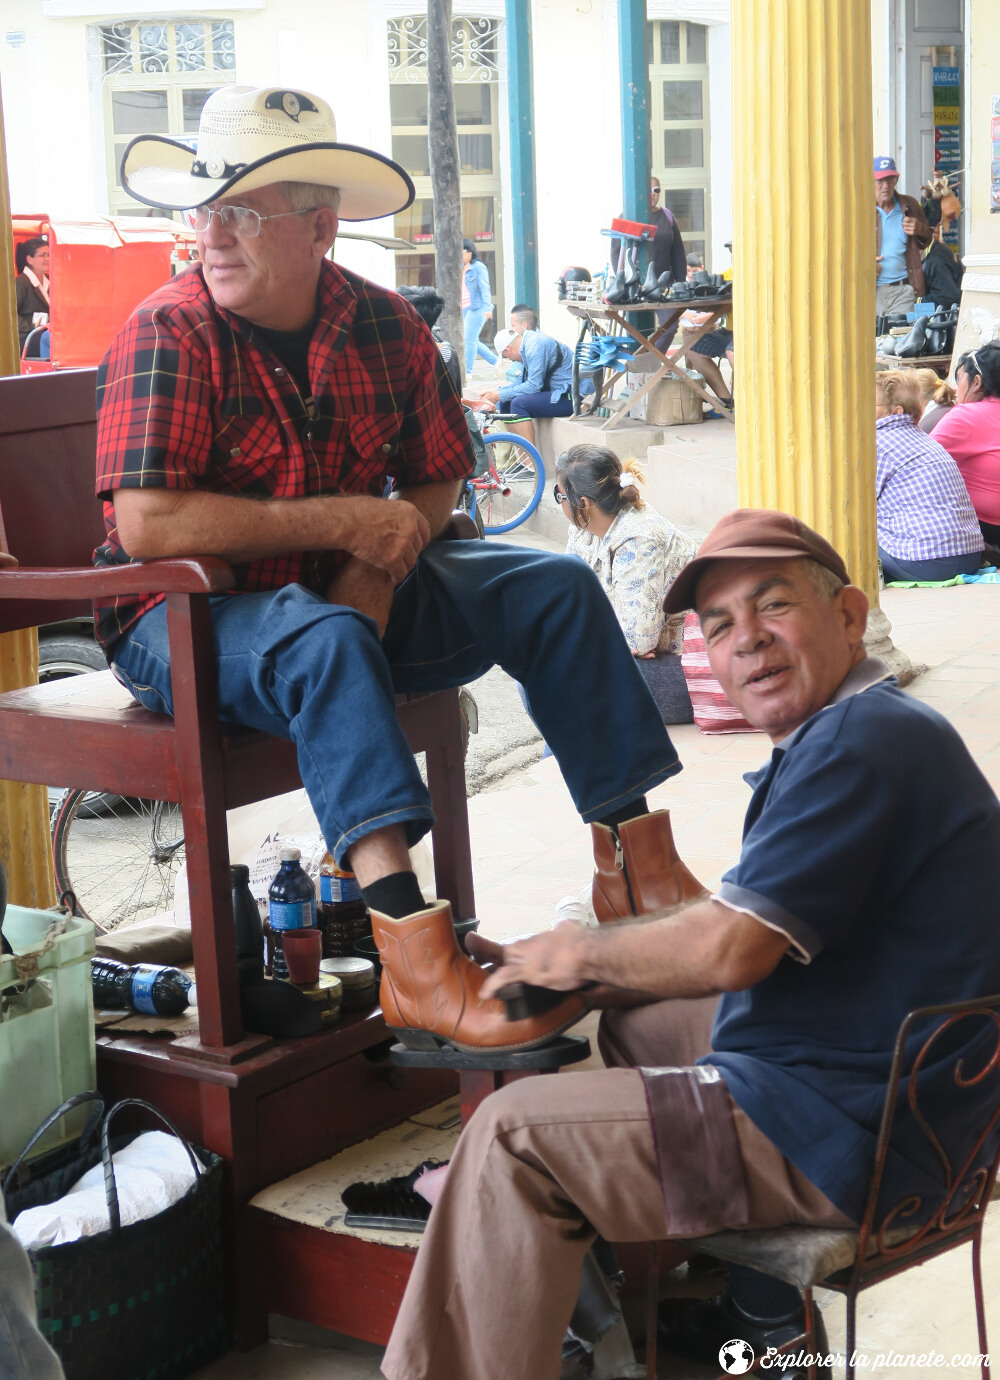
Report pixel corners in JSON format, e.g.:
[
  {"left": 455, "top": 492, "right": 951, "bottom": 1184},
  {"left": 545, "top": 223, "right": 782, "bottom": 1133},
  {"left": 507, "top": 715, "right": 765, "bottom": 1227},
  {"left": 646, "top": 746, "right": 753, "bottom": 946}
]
[
  {"left": 0, "top": 81, "right": 57, "bottom": 908},
  {"left": 731, "top": 0, "right": 879, "bottom": 604},
  {"left": 504, "top": 0, "right": 539, "bottom": 311}
]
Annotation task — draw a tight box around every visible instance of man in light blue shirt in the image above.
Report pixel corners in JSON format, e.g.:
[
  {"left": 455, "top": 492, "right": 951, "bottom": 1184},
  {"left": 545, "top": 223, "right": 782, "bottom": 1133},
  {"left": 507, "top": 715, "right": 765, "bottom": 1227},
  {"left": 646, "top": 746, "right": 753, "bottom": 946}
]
[
  {"left": 478, "top": 325, "right": 574, "bottom": 445},
  {"left": 874, "top": 155, "right": 931, "bottom": 318}
]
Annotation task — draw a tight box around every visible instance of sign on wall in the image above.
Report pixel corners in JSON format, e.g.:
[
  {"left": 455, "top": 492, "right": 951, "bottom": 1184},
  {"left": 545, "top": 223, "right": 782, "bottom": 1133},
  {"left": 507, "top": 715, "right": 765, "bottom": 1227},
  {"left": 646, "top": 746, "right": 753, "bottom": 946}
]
[{"left": 933, "top": 65, "right": 961, "bottom": 244}]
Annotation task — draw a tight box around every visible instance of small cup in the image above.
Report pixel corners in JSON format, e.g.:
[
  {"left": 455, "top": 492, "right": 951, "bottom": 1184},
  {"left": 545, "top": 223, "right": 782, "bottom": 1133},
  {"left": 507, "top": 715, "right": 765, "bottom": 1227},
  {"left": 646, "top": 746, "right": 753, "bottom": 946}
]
[{"left": 281, "top": 927, "right": 322, "bottom": 985}]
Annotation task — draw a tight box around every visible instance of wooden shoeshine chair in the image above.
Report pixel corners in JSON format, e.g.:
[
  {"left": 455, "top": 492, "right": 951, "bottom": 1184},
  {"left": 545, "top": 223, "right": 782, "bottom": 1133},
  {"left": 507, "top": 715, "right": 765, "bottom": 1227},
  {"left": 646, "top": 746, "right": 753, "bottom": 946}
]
[{"left": 0, "top": 367, "right": 474, "bottom": 1338}]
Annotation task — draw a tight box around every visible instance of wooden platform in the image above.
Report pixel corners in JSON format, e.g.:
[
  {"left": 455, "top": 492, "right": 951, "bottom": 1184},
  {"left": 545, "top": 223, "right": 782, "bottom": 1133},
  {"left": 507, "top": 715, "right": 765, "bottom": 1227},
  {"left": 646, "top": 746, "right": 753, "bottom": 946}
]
[{"left": 876, "top": 352, "right": 952, "bottom": 377}]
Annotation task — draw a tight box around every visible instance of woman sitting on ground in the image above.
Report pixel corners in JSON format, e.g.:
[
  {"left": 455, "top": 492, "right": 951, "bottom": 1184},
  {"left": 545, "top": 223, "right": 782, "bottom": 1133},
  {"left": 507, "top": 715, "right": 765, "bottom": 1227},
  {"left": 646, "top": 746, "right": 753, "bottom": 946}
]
[
  {"left": 555, "top": 444, "right": 696, "bottom": 723},
  {"left": 875, "top": 370, "right": 984, "bottom": 583},
  {"left": 931, "top": 341, "right": 1000, "bottom": 545},
  {"left": 910, "top": 367, "right": 956, "bottom": 435}
]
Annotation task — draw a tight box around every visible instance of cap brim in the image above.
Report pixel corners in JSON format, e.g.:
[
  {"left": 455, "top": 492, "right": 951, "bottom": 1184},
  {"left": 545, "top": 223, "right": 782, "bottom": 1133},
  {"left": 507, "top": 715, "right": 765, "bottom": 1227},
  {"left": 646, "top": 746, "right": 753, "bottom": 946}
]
[
  {"left": 121, "top": 136, "right": 415, "bottom": 221},
  {"left": 874, "top": 170, "right": 898, "bottom": 179},
  {"left": 663, "top": 544, "right": 820, "bottom": 615}
]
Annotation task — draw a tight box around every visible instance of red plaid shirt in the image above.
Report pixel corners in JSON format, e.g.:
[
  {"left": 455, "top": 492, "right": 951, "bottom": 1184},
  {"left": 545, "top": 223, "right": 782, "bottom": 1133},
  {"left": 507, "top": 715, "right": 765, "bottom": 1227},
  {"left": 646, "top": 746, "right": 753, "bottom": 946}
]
[{"left": 94, "top": 259, "right": 474, "bottom": 650}]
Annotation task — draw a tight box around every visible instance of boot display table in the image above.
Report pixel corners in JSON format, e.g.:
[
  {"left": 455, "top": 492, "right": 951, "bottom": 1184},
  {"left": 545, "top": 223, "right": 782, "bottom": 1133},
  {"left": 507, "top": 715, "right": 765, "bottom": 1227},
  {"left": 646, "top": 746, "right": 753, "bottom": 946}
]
[
  {"left": 566, "top": 299, "right": 735, "bottom": 427},
  {"left": 875, "top": 352, "right": 951, "bottom": 377}
]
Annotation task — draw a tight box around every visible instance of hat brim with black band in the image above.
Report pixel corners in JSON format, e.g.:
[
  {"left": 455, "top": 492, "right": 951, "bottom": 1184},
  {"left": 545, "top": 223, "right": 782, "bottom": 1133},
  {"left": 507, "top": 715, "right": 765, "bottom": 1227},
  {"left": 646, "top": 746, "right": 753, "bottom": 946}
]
[
  {"left": 120, "top": 85, "right": 415, "bottom": 222},
  {"left": 662, "top": 509, "right": 851, "bottom": 615}
]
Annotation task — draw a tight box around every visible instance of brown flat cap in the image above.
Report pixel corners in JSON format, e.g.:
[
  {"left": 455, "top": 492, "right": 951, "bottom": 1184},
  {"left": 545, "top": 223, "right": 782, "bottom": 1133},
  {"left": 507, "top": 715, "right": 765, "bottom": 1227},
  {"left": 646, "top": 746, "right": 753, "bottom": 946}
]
[{"left": 663, "top": 508, "right": 851, "bottom": 614}]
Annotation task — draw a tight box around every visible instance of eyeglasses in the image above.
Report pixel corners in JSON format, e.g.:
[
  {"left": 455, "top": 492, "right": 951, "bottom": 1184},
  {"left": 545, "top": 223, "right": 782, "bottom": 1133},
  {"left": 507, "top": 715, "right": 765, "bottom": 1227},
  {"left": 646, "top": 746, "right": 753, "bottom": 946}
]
[
  {"left": 191, "top": 204, "right": 319, "bottom": 238},
  {"left": 553, "top": 484, "right": 568, "bottom": 505}
]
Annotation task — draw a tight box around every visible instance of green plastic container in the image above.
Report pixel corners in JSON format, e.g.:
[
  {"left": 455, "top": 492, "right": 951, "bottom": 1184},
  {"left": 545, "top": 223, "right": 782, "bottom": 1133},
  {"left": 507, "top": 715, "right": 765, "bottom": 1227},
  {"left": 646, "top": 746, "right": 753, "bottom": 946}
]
[{"left": 0, "top": 907, "right": 96, "bottom": 1170}]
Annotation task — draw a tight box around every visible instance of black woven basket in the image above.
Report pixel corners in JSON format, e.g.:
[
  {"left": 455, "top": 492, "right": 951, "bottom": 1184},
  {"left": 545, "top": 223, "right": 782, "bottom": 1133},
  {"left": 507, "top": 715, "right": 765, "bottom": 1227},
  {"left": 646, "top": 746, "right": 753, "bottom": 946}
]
[{"left": 3, "top": 1093, "right": 227, "bottom": 1380}]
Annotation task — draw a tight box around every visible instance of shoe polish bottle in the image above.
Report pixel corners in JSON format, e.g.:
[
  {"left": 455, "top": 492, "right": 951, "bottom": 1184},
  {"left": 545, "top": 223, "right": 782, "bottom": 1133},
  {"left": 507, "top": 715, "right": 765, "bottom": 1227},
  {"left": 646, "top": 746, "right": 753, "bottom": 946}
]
[{"left": 231, "top": 863, "right": 265, "bottom": 984}]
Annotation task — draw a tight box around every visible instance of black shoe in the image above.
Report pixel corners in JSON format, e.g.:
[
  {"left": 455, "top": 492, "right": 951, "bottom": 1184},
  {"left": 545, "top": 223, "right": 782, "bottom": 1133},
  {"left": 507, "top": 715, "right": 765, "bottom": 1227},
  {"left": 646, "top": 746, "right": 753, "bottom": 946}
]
[
  {"left": 895, "top": 316, "right": 927, "bottom": 358},
  {"left": 658, "top": 1288, "right": 831, "bottom": 1377},
  {"left": 640, "top": 261, "right": 660, "bottom": 298},
  {"left": 604, "top": 268, "right": 627, "bottom": 304}
]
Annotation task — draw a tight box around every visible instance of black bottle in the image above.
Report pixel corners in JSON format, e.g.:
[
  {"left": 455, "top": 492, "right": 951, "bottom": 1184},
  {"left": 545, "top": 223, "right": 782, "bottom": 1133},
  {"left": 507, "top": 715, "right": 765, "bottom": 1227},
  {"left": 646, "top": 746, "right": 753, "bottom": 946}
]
[
  {"left": 91, "top": 958, "right": 192, "bottom": 1016},
  {"left": 231, "top": 863, "right": 265, "bottom": 984}
]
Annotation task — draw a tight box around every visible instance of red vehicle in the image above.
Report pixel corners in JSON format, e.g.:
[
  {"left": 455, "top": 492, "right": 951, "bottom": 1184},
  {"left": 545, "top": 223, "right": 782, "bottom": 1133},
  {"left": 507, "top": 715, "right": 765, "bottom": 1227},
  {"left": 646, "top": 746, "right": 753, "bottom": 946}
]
[{"left": 12, "top": 213, "right": 195, "bottom": 372}]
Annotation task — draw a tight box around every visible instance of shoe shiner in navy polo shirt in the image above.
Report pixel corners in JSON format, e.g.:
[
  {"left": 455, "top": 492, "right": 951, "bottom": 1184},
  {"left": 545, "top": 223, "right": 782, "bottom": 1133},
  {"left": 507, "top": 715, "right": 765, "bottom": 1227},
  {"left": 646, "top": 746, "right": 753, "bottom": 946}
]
[{"left": 382, "top": 510, "right": 1000, "bottom": 1380}]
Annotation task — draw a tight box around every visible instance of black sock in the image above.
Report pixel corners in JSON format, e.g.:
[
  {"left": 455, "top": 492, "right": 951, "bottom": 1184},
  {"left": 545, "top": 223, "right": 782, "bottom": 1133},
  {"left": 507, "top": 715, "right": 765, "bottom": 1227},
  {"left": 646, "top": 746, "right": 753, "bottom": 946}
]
[
  {"left": 728, "top": 1265, "right": 803, "bottom": 1326},
  {"left": 362, "top": 871, "right": 426, "bottom": 920},
  {"left": 596, "top": 796, "right": 650, "bottom": 833}
]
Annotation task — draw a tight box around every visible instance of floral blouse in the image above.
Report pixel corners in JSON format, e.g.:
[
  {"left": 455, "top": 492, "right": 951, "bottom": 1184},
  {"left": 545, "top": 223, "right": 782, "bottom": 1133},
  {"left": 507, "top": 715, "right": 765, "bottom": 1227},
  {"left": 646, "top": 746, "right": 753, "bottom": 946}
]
[{"left": 566, "top": 502, "right": 697, "bottom": 655}]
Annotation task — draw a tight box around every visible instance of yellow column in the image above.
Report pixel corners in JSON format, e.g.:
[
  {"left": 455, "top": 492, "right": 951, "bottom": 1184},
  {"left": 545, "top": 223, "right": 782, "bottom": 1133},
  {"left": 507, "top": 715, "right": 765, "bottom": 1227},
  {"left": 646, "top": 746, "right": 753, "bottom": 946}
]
[
  {"left": 731, "top": 0, "right": 878, "bottom": 604},
  {"left": 0, "top": 80, "right": 57, "bottom": 909}
]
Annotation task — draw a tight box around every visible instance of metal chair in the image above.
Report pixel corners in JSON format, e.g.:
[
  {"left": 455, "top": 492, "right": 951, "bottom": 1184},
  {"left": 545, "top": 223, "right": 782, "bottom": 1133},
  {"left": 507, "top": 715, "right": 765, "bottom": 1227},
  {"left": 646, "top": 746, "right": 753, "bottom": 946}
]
[{"left": 672, "top": 993, "right": 1000, "bottom": 1379}]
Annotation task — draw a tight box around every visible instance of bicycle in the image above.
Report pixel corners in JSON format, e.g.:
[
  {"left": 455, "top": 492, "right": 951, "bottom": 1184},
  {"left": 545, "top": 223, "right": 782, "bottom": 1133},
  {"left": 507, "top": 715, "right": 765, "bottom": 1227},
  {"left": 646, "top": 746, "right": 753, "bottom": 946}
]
[
  {"left": 460, "top": 411, "right": 545, "bottom": 535},
  {"left": 52, "top": 789, "right": 185, "bottom": 934}
]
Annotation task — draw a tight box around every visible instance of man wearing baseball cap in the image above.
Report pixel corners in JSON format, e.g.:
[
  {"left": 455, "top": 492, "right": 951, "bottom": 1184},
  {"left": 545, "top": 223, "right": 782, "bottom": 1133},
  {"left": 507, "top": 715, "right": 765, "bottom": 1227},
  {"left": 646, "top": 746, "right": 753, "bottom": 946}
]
[
  {"left": 874, "top": 155, "right": 932, "bottom": 318},
  {"left": 385, "top": 509, "right": 1000, "bottom": 1379},
  {"left": 476, "top": 324, "right": 574, "bottom": 445}
]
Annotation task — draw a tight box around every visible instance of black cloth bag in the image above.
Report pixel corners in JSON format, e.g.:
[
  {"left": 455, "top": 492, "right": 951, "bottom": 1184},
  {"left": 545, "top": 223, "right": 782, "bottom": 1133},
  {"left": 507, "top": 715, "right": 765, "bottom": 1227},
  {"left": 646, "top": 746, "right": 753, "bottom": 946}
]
[{"left": 2, "top": 1092, "right": 226, "bottom": 1380}]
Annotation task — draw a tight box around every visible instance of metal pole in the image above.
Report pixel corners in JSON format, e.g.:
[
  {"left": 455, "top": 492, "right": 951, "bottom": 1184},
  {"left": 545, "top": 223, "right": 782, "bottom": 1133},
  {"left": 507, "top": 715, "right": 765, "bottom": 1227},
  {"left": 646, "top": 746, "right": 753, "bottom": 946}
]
[
  {"left": 505, "top": 0, "right": 539, "bottom": 311},
  {"left": 618, "top": 0, "right": 651, "bottom": 225}
]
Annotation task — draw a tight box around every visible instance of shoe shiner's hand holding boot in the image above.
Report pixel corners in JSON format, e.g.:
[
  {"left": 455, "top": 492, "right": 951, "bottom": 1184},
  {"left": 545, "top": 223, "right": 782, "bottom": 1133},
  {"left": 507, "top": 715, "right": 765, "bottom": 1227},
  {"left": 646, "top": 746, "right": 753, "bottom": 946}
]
[
  {"left": 591, "top": 810, "right": 708, "bottom": 923},
  {"left": 372, "top": 902, "right": 587, "bottom": 1053}
]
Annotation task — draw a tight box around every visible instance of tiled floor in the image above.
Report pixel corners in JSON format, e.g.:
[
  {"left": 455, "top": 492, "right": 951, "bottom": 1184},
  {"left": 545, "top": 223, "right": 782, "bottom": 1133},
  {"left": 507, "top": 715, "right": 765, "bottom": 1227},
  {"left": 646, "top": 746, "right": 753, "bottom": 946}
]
[{"left": 195, "top": 581, "right": 1000, "bottom": 1379}]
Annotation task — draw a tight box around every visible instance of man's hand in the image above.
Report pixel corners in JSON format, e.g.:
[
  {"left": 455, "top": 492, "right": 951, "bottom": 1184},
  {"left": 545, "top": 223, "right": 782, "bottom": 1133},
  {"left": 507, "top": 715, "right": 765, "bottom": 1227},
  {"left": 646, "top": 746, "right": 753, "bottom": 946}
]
[
  {"left": 341, "top": 497, "right": 431, "bottom": 584},
  {"left": 326, "top": 558, "right": 395, "bottom": 636},
  {"left": 477, "top": 390, "right": 501, "bottom": 407},
  {"left": 481, "top": 925, "right": 594, "bottom": 998},
  {"left": 902, "top": 215, "right": 917, "bottom": 236}
]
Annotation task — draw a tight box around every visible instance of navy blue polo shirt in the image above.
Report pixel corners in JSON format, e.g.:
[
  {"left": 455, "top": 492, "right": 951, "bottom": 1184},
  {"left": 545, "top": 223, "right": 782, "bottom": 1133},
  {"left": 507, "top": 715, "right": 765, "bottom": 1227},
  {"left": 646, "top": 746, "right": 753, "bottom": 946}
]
[{"left": 705, "top": 659, "right": 1000, "bottom": 1223}]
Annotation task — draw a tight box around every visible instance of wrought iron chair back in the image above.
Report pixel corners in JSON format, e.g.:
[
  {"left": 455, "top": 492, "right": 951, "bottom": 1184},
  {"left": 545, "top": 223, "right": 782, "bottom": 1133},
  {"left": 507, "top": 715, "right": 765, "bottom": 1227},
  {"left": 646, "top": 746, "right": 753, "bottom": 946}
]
[
  {"left": 654, "top": 993, "right": 1000, "bottom": 1380},
  {"left": 846, "top": 992, "right": 1000, "bottom": 1289}
]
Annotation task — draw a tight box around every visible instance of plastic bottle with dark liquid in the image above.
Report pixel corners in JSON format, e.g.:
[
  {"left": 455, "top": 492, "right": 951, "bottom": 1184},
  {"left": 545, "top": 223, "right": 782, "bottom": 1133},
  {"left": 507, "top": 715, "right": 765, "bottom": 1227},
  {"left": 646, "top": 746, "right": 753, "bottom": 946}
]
[{"left": 267, "top": 847, "right": 317, "bottom": 981}]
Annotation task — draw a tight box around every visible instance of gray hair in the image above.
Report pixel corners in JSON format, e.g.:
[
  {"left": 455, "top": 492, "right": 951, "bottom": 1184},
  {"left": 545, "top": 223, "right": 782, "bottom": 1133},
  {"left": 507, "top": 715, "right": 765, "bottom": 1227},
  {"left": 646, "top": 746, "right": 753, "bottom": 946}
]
[
  {"left": 802, "top": 557, "right": 846, "bottom": 600},
  {"left": 281, "top": 181, "right": 341, "bottom": 216}
]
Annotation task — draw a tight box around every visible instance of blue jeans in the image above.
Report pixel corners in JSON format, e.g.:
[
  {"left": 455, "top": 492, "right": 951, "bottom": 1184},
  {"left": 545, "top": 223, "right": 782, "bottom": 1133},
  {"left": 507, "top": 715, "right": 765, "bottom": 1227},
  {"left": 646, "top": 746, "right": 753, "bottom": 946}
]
[
  {"left": 878, "top": 545, "right": 983, "bottom": 583},
  {"left": 0, "top": 1200, "right": 63, "bottom": 1379},
  {"left": 111, "top": 541, "right": 680, "bottom": 864},
  {"left": 462, "top": 308, "right": 497, "bottom": 373}
]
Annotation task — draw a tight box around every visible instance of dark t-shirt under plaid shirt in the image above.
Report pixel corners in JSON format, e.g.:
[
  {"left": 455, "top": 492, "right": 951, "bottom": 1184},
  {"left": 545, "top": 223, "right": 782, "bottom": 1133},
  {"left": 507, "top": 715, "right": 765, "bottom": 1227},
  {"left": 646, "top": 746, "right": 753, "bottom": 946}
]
[{"left": 94, "top": 259, "right": 474, "bottom": 651}]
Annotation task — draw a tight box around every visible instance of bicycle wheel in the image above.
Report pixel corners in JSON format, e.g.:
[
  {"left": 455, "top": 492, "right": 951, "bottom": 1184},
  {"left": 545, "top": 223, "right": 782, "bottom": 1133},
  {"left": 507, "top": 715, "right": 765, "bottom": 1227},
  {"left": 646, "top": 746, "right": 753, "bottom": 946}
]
[
  {"left": 478, "top": 432, "right": 545, "bottom": 534},
  {"left": 52, "top": 789, "right": 185, "bottom": 934}
]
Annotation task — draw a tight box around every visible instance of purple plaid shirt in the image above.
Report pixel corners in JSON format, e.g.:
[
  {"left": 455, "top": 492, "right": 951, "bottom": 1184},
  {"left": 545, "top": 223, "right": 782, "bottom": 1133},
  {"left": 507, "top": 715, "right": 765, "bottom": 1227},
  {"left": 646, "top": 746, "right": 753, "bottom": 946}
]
[{"left": 875, "top": 414, "right": 984, "bottom": 560}]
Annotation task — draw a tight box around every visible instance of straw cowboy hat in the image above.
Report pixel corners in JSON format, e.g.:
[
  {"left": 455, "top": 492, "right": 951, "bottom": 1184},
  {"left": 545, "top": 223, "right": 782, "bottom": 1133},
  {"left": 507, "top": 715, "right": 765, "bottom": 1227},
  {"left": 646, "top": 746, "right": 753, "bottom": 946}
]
[{"left": 120, "top": 85, "right": 415, "bottom": 221}]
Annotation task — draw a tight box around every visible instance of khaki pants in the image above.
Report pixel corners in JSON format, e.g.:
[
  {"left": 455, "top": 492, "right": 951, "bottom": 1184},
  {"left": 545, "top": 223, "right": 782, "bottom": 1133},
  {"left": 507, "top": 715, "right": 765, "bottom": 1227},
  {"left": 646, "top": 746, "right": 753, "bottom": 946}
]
[
  {"left": 382, "top": 998, "right": 849, "bottom": 1380},
  {"left": 876, "top": 281, "right": 916, "bottom": 317}
]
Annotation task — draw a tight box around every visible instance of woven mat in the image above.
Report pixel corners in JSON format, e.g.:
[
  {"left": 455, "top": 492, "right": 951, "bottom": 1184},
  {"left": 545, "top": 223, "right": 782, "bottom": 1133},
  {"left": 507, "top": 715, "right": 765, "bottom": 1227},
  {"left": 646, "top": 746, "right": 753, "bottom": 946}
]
[{"left": 250, "top": 1096, "right": 462, "bottom": 1246}]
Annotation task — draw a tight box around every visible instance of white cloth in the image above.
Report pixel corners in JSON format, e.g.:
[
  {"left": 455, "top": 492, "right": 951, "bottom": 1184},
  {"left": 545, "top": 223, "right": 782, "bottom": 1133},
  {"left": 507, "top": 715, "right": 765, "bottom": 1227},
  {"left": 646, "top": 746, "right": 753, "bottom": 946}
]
[
  {"left": 22, "top": 267, "right": 48, "bottom": 306},
  {"left": 566, "top": 503, "right": 697, "bottom": 656},
  {"left": 12, "top": 1131, "right": 201, "bottom": 1249}
]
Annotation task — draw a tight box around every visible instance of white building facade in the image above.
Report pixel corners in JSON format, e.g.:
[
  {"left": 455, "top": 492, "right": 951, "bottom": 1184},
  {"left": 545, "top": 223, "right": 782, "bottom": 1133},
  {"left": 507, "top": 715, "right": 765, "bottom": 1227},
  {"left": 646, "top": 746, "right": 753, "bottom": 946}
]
[{"left": 0, "top": 0, "right": 969, "bottom": 342}]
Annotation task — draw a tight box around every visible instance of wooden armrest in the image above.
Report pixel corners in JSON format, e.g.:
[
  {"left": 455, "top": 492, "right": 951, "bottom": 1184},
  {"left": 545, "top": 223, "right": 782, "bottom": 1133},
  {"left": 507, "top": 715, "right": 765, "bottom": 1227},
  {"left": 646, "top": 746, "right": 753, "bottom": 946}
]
[{"left": 0, "top": 557, "right": 236, "bottom": 600}]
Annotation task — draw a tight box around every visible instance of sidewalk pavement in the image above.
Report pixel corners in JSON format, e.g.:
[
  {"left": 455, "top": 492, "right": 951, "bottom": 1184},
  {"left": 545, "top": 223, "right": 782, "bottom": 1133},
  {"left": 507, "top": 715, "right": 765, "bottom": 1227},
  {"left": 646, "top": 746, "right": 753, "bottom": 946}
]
[{"left": 195, "top": 580, "right": 1000, "bottom": 1379}]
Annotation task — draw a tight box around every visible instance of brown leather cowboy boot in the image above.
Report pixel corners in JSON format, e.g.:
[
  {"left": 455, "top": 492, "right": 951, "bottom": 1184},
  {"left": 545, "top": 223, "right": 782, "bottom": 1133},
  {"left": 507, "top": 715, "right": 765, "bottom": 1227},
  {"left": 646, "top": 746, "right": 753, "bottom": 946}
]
[
  {"left": 591, "top": 810, "right": 707, "bottom": 923},
  {"left": 372, "top": 901, "right": 587, "bottom": 1053}
]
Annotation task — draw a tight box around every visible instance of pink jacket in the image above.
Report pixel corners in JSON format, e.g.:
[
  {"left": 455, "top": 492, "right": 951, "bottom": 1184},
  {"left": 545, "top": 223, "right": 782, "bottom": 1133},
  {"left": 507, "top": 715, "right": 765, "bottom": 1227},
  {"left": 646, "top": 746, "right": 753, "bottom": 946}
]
[{"left": 932, "top": 396, "right": 1000, "bottom": 526}]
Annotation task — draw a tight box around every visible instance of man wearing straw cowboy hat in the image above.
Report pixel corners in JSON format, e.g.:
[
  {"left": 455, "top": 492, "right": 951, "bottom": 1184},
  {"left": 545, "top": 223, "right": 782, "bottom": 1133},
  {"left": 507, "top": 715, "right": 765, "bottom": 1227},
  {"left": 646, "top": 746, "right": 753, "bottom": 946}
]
[{"left": 93, "top": 86, "right": 695, "bottom": 1050}]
